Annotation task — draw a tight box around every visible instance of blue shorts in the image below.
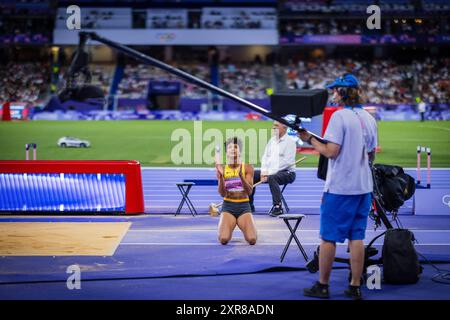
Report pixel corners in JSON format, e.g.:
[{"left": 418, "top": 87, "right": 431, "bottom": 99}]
[{"left": 320, "top": 192, "right": 372, "bottom": 243}]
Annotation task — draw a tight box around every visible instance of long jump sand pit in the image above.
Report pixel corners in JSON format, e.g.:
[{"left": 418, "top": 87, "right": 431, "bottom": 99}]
[{"left": 0, "top": 222, "right": 131, "bottom": 256}]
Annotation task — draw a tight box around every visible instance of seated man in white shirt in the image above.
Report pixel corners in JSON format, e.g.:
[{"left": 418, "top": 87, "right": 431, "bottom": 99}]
[{"left": 249, "top": 121, "right": 297, "bottom": 216}]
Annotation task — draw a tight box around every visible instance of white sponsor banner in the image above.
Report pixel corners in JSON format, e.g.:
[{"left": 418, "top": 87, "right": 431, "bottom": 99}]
[{"left": 53, "top": 29, "right": 278, "bottom": 45}]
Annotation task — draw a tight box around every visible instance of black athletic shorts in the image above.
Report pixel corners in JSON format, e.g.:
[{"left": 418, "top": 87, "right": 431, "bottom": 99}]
[{"left": 221, "top": 200, "right": 252, "bottom": 218}]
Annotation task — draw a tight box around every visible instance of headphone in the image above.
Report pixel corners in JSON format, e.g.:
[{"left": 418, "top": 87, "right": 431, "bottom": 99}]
[
  {"left": 337, "top": 73, "right": 357, "bottom": 101},
  {"left": 338, "top": 87, "right": 350, "bottom": 101}
]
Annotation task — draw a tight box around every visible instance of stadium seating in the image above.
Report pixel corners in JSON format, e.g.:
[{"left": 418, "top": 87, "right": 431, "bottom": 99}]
[
  {"left": 147, "top": 9, "right": 188, "bottom": 29},
  {"left": 55, "top": 7, "right": 132, "bottom": 29},
  {"left": 116, "top": 63, "right": 271, "bottom": 100},
  {"left": 282, "top": 58, "right": 449, "bottom": 105},
  {"left": 1, "top": 1, "right": 447, "bottom": 111},
  {"left": 0, "top": 1, "right": 53, "bottom": 44},
  {"left": 378, "top": 0, "right": 414, "bottom": 13},
  {"left": 423, "top": 0, "right": 450, "bottom": 13},
  {"left": 2, "top": 58, "right": 446, "bottom": 110},
  {"left": 201, "top": 7, "right": 277, "bottom": 29},
  {"left": 0, "top": 63, "right": 50, "bottom": 105},
  {"left": 90, "top": 64, "right": 115, "bottom": 95},
  {"left": 280, "top": 17, "right": 445, "bottom": 38},
  {"left": 282, "top": 0, "right": 413, "bottom": 13}
]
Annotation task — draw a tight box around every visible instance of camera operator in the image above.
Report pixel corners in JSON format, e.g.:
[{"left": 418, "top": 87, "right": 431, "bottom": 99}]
[{"left": 298, "top": 74, "right": 378, "bottom": 300}]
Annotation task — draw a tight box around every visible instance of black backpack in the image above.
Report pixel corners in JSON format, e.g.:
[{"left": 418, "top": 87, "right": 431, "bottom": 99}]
[{"left": 382, "top": 229, "right": 422, "bottom": 284}]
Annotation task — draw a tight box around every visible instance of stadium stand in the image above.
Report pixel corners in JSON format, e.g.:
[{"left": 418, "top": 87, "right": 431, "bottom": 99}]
[
  {"left": 1, "top": 1, "right": 446, "bottom": 113},
  {"left": 282, "top": 58, "right": 449, "bottom": 105},
  {"left": 281, "top": 0, "right": 414, "bottom": 13},
  {"left": 55, "top": 7, "right": 132, "bottom": 29},
  {"left": 378, "top": 0, "right": 415, "bottom": 13},
  {"left": 422, "top": 0, "right": 450, "bottom": 13},
  {"left": 201, "top": 7, "right": 277, "bottom": 29},
  {"left": 147, "top": 9, "right": 188, "bottom": 29},
  {"left": 1, "top": 57, "right": 446, "bottom": 110},
  {"left": 281, "top": 19, "right": 364, "bottom": 36},
  {"left": 280, "top": 17, "right": 446, "bottom": 37},
  {"left": 90, "top": 64, "right": 115, "bottom": 96},
  {"left": 0, "top": 0, "right": 53, "bottom": 44},
  {"left": 113, "top": 57, "right": 448, "bottom": 107},
  {"left": 0, "top": 62, "right": 50, "bottom": 105},
  {"left": 220, "top": 63, "right": 271, "bottom": 99},
  {"left": 116, "top": 63, "right": 271, "bottom": 100}
]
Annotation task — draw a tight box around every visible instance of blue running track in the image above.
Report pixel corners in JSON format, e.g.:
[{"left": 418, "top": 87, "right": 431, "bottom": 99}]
[{"left": 142, "top": 168, "right": 450, "bottom": 215}]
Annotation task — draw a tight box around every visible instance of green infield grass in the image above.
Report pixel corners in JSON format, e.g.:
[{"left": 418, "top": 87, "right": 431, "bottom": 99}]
[{"left": 0, "top": 120, "right": 449, "bottom": 167}]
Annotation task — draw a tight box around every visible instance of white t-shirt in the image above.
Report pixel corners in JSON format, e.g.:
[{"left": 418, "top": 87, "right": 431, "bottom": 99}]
[
  {"left": 418, "top": 102, "right": 426, "bottom": 113},
  {"left": 323, "top": 108, "right": 378, "bottom": 195}
]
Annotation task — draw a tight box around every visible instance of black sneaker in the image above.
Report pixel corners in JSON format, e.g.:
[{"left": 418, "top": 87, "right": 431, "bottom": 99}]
[
  {"left": 303, "top": 281, "right": 330, "bottom": 299},
  {"left": 344, "top": 285, "right": 363, "bottom": 300},
  {"left": 269, "top": 204, "right": 283, "bottom": 217}
]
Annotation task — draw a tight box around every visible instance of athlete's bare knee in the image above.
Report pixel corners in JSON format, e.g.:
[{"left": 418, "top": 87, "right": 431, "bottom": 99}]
[
  {"left": 245, "top": 234, "right": 257, "bottom": 245},
  {"left": 219, "top": 235, "right": 231, "bottom": 245}
]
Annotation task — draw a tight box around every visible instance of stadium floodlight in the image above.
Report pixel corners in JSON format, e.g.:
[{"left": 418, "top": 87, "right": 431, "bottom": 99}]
[{"left": 63, "top": 32, "right": 327, "bottom": 142}]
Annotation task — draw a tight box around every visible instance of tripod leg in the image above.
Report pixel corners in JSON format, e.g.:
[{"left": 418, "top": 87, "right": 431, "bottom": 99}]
[{"left": 373, "top": 194, "right": 393, "bottom": 229}]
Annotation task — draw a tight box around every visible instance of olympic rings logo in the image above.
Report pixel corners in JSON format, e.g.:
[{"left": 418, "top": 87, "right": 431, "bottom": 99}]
[
  {"left": 442, "top": 195, "right": 450, "bottom": 207},
  {"left": 156, "top": 33, "right": 176, "bottom": 43}
]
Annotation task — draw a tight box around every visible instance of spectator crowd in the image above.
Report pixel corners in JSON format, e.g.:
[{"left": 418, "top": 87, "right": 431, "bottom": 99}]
[
  {"left": 280, "top": 18, "right": 447, "bottom": 37},
  {"left": 0, "top": 62, "right": 50, "bottom": 105},
  {"left": 116, "top": 58, "right": 448, "bottom": 106},
  {"left": 1, "top": 59, "right": 447, "bottom": 108},
  {"left": 284, "top": 58, "right": 449, "bottom": 105},
  {"left": 116, "top": 63, "right": 270, "bottom": 100}
]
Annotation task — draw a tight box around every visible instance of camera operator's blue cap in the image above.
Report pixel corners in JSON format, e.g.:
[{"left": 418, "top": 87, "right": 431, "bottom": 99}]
[{"left": 326, "top": 73, "right": 359, "bottom": 89}]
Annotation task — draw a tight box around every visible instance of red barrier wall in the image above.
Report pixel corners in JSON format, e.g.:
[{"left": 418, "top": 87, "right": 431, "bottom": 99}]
[
  {"left": 321, "top": 106, "right": 342, "bottom": 136},
  {"left": 321, "top": 106, "right": 380, "bottom": 152},
  {"left": 0, "top": 160, "right": 145, "bottom": 214}
]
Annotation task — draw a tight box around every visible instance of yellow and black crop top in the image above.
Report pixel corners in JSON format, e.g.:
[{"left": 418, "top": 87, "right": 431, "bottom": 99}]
[{"left": 223, "top": 163, "right": 249, "bottom": 202}]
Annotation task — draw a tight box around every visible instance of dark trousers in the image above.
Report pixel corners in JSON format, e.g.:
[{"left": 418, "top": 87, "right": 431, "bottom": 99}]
[{"left": 249, "top": 170, "right": 296, "bottom": 206}]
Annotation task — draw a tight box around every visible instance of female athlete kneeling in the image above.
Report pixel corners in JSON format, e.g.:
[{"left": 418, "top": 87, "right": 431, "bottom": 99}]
[{"left": 216, "top": 137, "right": 257, "bottom": 245}]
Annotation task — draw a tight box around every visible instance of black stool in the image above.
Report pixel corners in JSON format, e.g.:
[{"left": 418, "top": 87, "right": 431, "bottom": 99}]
[
  {"left": 175, "top": 182, "right": 197, "bottom": 216},
  {"left": 269, "top": 184, "right": 290, "bottom": 215},
  {"left": 279, "top": 214, "right": 308, "bottom": 262}
]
